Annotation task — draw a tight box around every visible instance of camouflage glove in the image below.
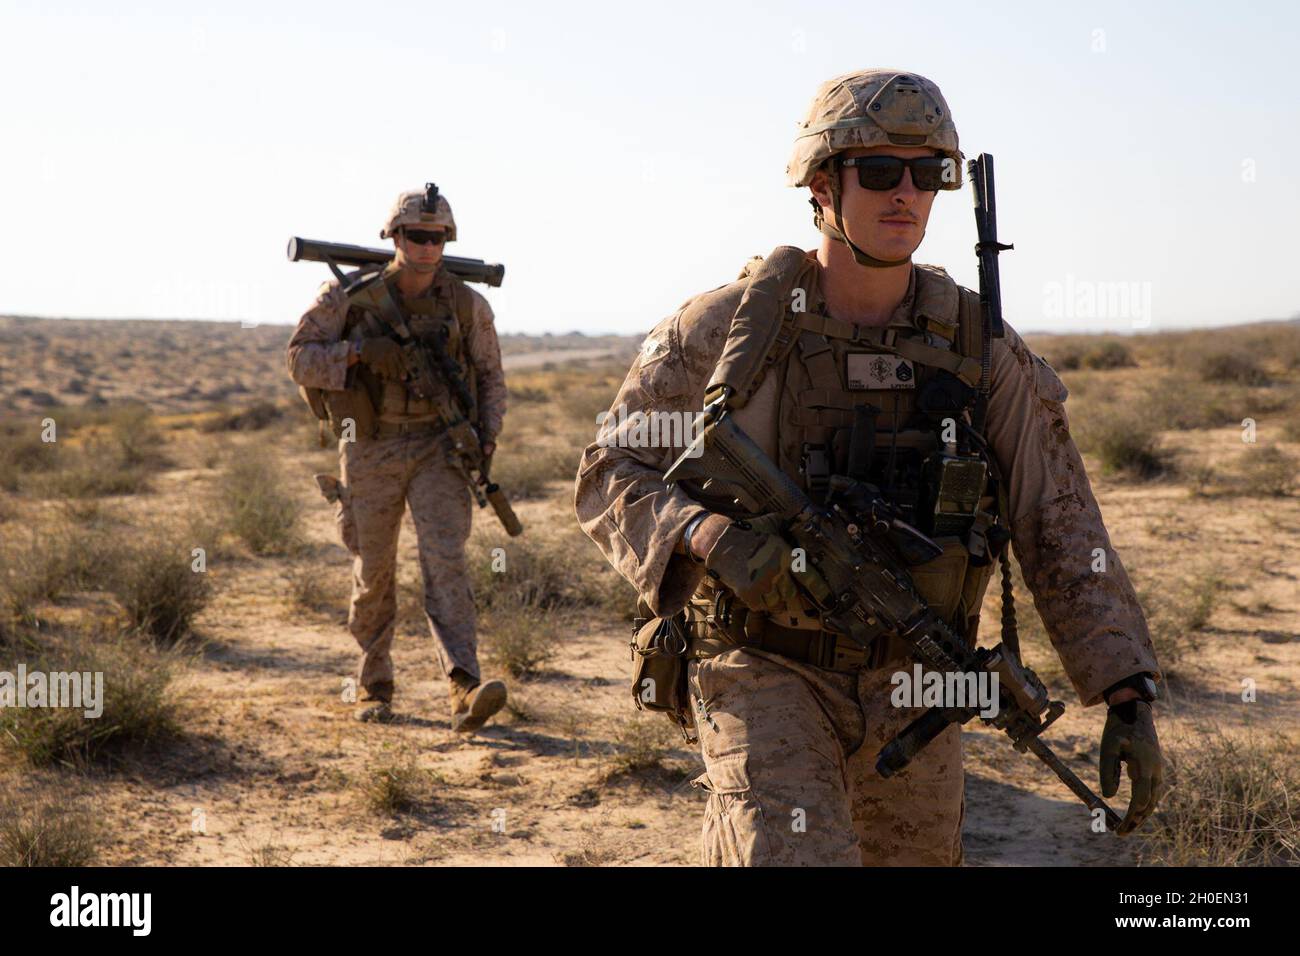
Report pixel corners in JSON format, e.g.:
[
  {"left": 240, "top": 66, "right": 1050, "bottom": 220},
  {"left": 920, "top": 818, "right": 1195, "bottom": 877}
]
[
  {"left": 360, "top": 337, "right": 407, "bottom": 379},
  {"left": 703, "top": 515, "right": 826, "bottom": 615},
  {"left": 1100, "top": 700, "right": 1165, "bottom": 835}
]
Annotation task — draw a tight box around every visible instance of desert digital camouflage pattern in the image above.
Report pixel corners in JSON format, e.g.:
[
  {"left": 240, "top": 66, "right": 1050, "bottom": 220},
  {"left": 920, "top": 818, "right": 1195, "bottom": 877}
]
[
  {"left": 692, "top": 647, "right": 963, "bottom": 865},
  {"left": 337, "top": 430, "right": 481, "bottom": 690},
  {"left": 287, "top": 260, "right": 507, "bottom": 703},
  {"left": 574, "top": 256, "right": 1160, "bottom": 865},
  {"left": 380, "top": 188, "right": 458, "bottom": 241},
  {"left": 288, "top": 266, "right": 507, "bottom": 440},
  {"left": 786, "top": 69, "right": 961, "bottom": 188}
]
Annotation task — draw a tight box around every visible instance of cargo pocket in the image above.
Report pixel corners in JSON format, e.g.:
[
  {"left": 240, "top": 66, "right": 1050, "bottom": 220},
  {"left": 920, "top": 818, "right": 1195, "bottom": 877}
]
[
  {"left": 691, "top": 753, "right": 773, "bottom": 867},
  {"left": 1030, "top": 354, "right": 1071, "bottom": 430},
  {"left": 336, "top": 486, "right": 360, "bottom": 556},
  {"left": 908, "top": 536, "right": 970, "bottom": 626}
]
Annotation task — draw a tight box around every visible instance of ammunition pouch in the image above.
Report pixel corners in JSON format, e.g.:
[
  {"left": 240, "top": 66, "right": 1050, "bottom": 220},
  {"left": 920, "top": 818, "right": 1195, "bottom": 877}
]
[
  {"left": 630, "top": 614, "right": 691, "bottom": 726},
  {"left": 298, "top": 381, "right": 377, "bottom": 443},
  {"left": 907, "top": 536, "right": 970, "bottom": 627}
]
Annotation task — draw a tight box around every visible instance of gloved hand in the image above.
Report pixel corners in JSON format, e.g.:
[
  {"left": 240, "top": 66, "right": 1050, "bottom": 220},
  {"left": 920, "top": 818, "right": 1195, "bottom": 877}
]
[
  {"left": 1100, "top": 699, "right": 1165, "bottom": 835},
  {"left": 703, "top": 514, "right": 828, "bottom": 615},
  {"left": 360, "top": 337, "right": 407, "bottom": 379}
]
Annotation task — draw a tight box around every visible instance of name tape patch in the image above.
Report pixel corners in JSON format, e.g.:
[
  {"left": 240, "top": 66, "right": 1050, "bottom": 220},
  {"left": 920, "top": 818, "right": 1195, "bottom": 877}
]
[{"left": 847, "top": 352, "right": 915, "bottom": 390}]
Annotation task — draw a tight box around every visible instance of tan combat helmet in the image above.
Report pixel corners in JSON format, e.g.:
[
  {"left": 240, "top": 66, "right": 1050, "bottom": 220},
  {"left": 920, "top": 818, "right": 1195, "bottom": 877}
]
[
  {"left": 380, "top": 182, "right": 458, "bottom": 241},
  {"left": 787, "top": 70, "right": 961, "bottom": 268}
]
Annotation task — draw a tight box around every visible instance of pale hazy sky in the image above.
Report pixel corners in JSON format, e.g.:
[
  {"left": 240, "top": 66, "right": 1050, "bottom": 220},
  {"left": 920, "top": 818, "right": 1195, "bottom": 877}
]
[{"left": 2, "top": 0, "right": 1296, "bottom": 335}]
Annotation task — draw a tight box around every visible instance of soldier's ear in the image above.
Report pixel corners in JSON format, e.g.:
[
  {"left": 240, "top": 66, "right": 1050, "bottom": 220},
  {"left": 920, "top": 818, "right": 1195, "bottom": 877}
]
[{"left": 808, "top": 167, "right": 833, "bottom": 210}]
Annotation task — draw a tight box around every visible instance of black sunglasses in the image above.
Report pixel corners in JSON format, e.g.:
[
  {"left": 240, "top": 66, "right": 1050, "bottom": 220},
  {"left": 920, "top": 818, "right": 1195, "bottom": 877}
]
[
  {"left": 840, "top": 155, "right": 961, "bottom": 192},
  {"left": 403, "top": 228, "right": 447, "bottom": 246}
]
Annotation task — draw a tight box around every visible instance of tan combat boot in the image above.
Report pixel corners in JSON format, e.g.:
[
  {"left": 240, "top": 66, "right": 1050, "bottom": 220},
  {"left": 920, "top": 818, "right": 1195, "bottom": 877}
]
[
  {"left": 449, "top": 670, "right": 507, "bottom": 734},
  {"left": 355, "top": 682, "right": 395, "bottom": 723}
]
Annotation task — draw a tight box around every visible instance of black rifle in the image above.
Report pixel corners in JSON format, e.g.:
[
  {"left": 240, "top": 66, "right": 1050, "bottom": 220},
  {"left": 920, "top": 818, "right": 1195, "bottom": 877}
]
[
  {"left": 968, "top": 153, "right": 1012, "bottom": 432},
  {"left": 345, "top": 276, "right": 523, "bottom": 537},
  {"left": 288, "top": 236, "right": 505, "bottom": 288},
  {"left": 664, "top": 396, "right": 1122, "bottom": 830}
]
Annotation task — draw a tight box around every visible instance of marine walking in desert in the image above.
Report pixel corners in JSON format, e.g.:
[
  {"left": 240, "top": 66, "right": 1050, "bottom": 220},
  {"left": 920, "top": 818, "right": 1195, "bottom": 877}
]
[
  {"left": 287, "top": 186, "right": 511, "bottom": 732},
  {"left": 575, "top": 70, "right": 1166, "bottom": 865}
]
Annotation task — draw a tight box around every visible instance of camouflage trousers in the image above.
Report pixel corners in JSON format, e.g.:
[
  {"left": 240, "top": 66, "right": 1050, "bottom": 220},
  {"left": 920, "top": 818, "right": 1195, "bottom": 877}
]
[
  {"left": 336, "top": 430, "right": 480, "bottom": 701},
  {"left": 688, "top": 647, "right": 964, "bottom": 866}
]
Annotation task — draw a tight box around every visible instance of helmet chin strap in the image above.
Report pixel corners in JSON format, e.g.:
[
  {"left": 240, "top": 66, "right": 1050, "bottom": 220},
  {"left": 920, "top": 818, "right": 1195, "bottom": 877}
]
[{"left": 812, "top": 160, "right": 913, "bottom": 269}]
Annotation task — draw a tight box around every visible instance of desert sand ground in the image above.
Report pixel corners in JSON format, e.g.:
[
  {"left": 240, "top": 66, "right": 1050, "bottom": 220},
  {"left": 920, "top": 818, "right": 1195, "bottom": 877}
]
[{"left": 0, "top": 314, "right": 1296, "bottom": 866}]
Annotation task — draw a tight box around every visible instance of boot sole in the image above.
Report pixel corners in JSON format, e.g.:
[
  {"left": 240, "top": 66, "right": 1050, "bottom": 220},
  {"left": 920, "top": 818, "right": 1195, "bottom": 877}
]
[{"left": 452, "top": 681, "right": 507, "bottom": 734}]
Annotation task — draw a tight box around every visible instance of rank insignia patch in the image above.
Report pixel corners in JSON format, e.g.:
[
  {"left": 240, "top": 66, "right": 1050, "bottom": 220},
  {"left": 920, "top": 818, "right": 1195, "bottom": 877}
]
[{"left": 847, "top": 352, "right": 916, "bottom": 390}]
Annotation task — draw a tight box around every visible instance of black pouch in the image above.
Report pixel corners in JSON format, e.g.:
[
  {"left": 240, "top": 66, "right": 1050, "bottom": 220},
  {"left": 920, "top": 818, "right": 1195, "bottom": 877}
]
[{"left": 630, "top": 613, "right": 690, "bottom": 724}]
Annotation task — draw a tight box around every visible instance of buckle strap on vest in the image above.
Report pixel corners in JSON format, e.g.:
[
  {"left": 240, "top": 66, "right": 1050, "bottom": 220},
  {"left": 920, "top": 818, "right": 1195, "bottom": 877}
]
[{"left": 798, "top": 313, "right": 982, "bottom": 387}]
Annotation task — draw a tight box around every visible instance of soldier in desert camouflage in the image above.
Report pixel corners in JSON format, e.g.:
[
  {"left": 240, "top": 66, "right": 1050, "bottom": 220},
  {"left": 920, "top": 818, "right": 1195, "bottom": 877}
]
[
  {"left": 287, "top": 187, "right": 508, "bottom": 732},
  {"left": 575, "top": 70, "right": 1165, "bottom": 864}
]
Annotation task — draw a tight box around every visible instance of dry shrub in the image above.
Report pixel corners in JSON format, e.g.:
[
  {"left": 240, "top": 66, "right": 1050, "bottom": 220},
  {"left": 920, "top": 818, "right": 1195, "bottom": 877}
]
[
  {"left": 1140, "top": 727, "right": 1299, "bottom": 866},
  {"left": 468, "top": 526, "right": 631, "bottom": 616},
  {"left": 0, "top": 791, "right": 103, "bottom": 866},
  {"left": 32, "top": 404, "right": 170, "bottom": 498},
  {"left": 1237, "top": 446, "right": 1297, "bottom": 497},
  {"left": 601, "top": 713, "right": 680, "bottom": 779},
  {"left": 490, "top": 445, "right": 580, "bottom": 500},
  {"left": 1074, "top": 405, "right": 1170, "bottom": 478},
  {"left": 219, "top": 446, "right": 303, "bottom": 555},
  {"left": 287, "top": 565, "right": 345, "bottom": 618},
  {"left": 241, "top": 838, "right": 297, "bottom": 867},
  {"left": 199, "top": 401, "right": 283, "bottom": 433},
  {"left": 481, "top": 601, "right": 561, "bottom": 678},
  {"left": 1131, "top": 567, "right": 1221, "bottom": 674},
  {"left": 0, "top": 426, "right": 59, "bottom": 492},
  {"left": 112, "top": 532, "right": 212, "bottom": 644},
  {"left": 1188, "top": 448, "right": 1298, "bottom": 499},
  {"left": 1082, "top": 340, "right": 1137, "bottom": 370},
  {"left": 0, "top": 521, "right": 119, "bottom": 625},
  {"left": 1, "top": 634, "right": 182, "bottom": 768},
  {"left": 1199, "top": 352, "right": 1271, "bottom": 387},
  {"left": 359, "top": 750, "right": 430, "bottom": 817}
]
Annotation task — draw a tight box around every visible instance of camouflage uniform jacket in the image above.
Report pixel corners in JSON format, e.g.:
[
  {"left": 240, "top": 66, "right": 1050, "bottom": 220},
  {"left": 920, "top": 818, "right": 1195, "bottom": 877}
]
[
  {"left": 575, "top": 258, "right": 1160, "bottom": 706},
  {"left": 285, "top": 264, "right": 508, "bottom": 441}
]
